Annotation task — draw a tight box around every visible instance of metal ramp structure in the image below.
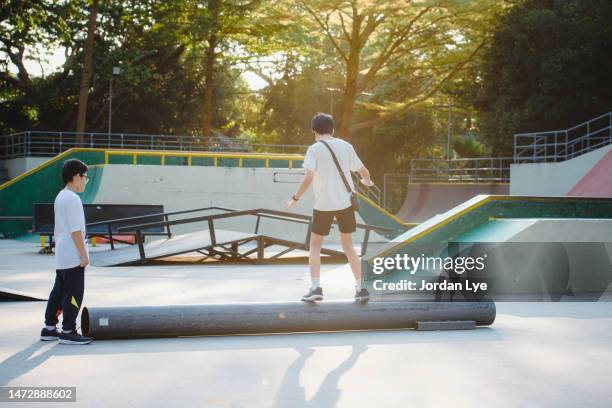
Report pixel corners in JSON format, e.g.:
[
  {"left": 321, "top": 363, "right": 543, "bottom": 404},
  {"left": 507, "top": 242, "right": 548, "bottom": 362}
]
[{"left": 89, "top": 207, "right": 394, "bottom": 267}]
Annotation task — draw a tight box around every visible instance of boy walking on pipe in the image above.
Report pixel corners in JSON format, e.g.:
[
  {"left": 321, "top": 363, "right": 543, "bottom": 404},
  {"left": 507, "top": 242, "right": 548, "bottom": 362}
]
[
  {"left": 40, "top": 159, "right": 94, "bottom": 345},
  {"left": 285, "top": 113, "right": 375, "bottom": 302}
]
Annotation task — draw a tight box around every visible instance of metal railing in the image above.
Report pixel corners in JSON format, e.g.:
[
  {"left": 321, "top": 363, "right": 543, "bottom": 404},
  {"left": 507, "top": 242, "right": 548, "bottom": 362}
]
[
  {"left": 514, "top": 111, "right": 612, "bottom": 163},
  {"left": 0, "top": 131, "right": 308, "bottom": 159},
  {"left": 85, "top": 206, "right": 235, "bottom": 250},
  {"left": 113, "top": 207, "right": 394, "bottom": 262},
  {"left": 408, "top": 157, "right": 512, "bottom": 183}
]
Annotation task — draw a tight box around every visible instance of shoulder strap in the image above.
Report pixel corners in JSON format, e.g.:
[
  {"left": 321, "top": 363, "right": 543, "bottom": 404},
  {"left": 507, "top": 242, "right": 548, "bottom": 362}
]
[{"left": 318, "top": 139, "right": 352, "bottom": 193}]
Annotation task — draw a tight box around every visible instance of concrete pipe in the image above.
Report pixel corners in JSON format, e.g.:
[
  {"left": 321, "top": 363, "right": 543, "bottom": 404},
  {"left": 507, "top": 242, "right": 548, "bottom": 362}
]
[{"left": 82, "top": 300, "right": 496, "bottom": 340}]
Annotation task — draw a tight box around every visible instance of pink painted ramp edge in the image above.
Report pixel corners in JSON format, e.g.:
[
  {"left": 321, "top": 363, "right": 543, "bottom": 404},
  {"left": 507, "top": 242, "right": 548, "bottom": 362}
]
[{"left": 567, "top": 150, "right": 612, "bottom": 197}]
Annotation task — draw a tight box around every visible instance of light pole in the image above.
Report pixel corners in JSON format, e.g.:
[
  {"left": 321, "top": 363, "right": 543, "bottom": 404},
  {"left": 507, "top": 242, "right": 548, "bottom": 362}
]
[
  {"left": 326, "top": 87, "right": 341, "bottom": 116},
  {"left": 432, "top": 100, "right": 454, "bottom": 161},
  {"left": 447, "top": 97, "right": 453, "bottom": 160},
  {"left": 108, "top": 66, "right": 121, "bottom": 136}
]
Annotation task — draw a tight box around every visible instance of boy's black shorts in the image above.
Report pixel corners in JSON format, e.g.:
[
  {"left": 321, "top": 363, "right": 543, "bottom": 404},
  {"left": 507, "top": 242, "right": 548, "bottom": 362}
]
[{"left": 311, "top": 206, "right": 356, "bottom": 236}]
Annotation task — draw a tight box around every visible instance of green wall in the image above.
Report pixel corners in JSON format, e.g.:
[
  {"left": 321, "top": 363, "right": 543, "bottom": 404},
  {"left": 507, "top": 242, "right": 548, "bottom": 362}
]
[{"left": 0, "top": 150, "right": 105, "bottom": 237}]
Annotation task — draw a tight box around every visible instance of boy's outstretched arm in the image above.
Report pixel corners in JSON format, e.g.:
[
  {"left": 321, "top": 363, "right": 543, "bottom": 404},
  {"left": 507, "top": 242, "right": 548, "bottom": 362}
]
[
  {"left": 284, "top": 170, "right": 314, "bottom": 209},
  {"left": 357, "top": 166, "right": 375, "bottom": 187}
]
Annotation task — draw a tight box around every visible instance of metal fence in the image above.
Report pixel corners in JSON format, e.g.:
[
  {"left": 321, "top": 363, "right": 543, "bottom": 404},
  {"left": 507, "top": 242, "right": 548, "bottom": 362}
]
[
  {"left": 0, "top": 131, "right": 308, "bottom": 159},
  {"left": 408, "top": 157, "right": 512, "bottom": 183},
  {"left": 514, "top": 111, "right": 612, "bottom": 163}
]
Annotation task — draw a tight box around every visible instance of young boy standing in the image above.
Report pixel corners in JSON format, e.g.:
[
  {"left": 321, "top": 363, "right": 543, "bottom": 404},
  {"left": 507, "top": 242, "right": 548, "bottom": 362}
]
[
  {"left": 40, "top": 159, "right": 93, "bottom": 345},
  {"left": 285, "top": 113, "right": 375, "bottom": 302}
]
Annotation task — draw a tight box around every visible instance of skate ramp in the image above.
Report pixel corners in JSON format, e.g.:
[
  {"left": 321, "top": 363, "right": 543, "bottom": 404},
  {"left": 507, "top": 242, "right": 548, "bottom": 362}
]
[
  {"left": 1, "top": 148, "right": 410, "bottom": 244},
  {"left": 395, "top": 183, "right": 509, "bottom": 223},
  {"left": 355, "top": 193, "right": 416, "bottom": 239},
  {"left": 567, "top": 149, "right": 612, "bottom": 197},
  {"left": 90, "top": 229, "right": 259, "bottom": 266},
  {"left": 0, "top": 149, "right": 105, "bottom": 237},
  {"left": 362, "top": 195, "right": 612, "bottom": 300}
]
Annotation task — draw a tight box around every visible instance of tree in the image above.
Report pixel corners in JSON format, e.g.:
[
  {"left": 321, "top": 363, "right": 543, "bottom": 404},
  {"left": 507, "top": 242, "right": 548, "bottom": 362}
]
[
  {"left": 0, "top": 0, "right": 77, "bottom": 134},
  {"left": 461, "top": 0, "right": 612, "bottom": 156},
  {"left": 75, "top": 0, "right": 98, "bottom": 143},
  {"left": 184, "top": 0, "right": 274, "bottom": 137},
  {"left": 201, "top": 0, "right": 220, "bottom": 137},
  {"left": 291, "top": 0, "right": 501, "bottom": 139},
  {"left": 0, "top": 0, "right": 50, "bottom": 91},
  {"left": 0, "top": 0, "right": 256, "bottom": 138}
]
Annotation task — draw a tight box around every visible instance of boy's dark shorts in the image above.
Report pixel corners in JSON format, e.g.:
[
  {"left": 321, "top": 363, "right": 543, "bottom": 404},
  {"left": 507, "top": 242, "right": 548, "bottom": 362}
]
[{"left": 311, "top": 206, "right": 356, "bottom": 236}]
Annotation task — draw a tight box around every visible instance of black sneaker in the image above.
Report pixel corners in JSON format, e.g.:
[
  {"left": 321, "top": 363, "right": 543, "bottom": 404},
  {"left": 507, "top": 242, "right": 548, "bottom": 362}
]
[
  {"left": 301, "top": 287, "right": 323, "bottom": 302},
  {"left": 40, "top": 327, "right": 60, "bottom": 341},
  {"left": 59, "top": 330, "right": 94, "bottom": 345},
  {"left": 355, "top": 288, "right": 370, "bottom": 302}
]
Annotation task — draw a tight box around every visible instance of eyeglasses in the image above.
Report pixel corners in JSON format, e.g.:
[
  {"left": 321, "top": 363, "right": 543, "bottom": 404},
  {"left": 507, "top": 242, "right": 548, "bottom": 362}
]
[{"left": 80, "top": 174, "right": 89, "bottom": 183}]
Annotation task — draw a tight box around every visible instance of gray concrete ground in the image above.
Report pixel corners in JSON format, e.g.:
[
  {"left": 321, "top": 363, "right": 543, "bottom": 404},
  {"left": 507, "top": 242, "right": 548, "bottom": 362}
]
[{"left": 1, "top": 239, "right": 612, "bottom": 407}]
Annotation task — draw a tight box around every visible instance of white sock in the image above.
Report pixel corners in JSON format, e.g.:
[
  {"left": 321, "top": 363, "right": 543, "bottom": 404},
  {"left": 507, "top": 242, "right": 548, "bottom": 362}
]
[
  {"left": 355, "top": 280, "right": 364, "bottom": 291},
  {"left": 62, "top": 329, "right": 73, "bottom": 333},
  {"left": 311, "top": 277, "right": 321, "bottom": 289},
  {"left": 45, "top": 325, "right": 56, "bottom": 330}
]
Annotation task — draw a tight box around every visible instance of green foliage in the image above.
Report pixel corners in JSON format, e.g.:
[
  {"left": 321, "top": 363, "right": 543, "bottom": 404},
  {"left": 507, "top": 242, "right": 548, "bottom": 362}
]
[
  {"left": 1, "top": 0, "right": 610, "bottom": 176},
  {"left": 453, "top": 132, "right": 488, "bottom": 158},
  {"left": 460, "top": 0, "right": 612, "bottom": 155},
  {"left": 1, "top": 0, "right": 271, "bottom": 136}
]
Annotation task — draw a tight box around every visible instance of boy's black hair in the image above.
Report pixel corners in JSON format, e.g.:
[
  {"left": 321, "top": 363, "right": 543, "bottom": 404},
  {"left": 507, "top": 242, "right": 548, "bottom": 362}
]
[
  {"left": 61, "top": 159, "right": 88, "bottom": 184},
  {"left": 311, "top": 112, "right": 334, "bottom": 135}
]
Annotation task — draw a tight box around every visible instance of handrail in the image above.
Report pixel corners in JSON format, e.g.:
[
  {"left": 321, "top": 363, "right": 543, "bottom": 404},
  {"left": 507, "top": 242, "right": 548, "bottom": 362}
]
[
  {"left": 116, "top": 207, "right": 395, "bottom": 234},
  {"left": 0, "top": 131, "right": 309, "bottom": 159},
  {"left": 514, "top": 111, "right": 612, "bottom": 163},
  {"left": 85, "top": 206, "right": 238, "bottom": 250},
  {"left": 408, "top": 157, "right": 513, "bottom": 183},
  {"left": 113, "top": 207, "right": 397, "bottom": 262},
  {"left": 85, "top": 206, "right": 236, "bottom": 228}
]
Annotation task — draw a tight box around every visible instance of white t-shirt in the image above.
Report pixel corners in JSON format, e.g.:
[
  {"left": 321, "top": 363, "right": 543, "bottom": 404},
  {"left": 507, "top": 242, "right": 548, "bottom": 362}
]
[
  {"left": 302, "top": 137, "right": 364, "bottom": 211},
  {"left": 54, "top": 187, "right": 88, "bottom": 269}
]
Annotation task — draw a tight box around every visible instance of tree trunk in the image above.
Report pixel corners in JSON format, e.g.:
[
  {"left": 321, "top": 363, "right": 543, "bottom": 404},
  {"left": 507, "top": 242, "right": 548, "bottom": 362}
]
[
  {"left": 75, "top": 0, "right": 99, "bottom": 145},
  {"left": 201, "top": 33, "right": 217, "bottom": 138},
  {"left": 5, "top": 45, "right": 32, "bottom": 91},
  {"left": 201, "top": 0, "right": 219, "bottom": 138},
  {"left": 338, "top": 44, "right": 360, "bottom": 140}
]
